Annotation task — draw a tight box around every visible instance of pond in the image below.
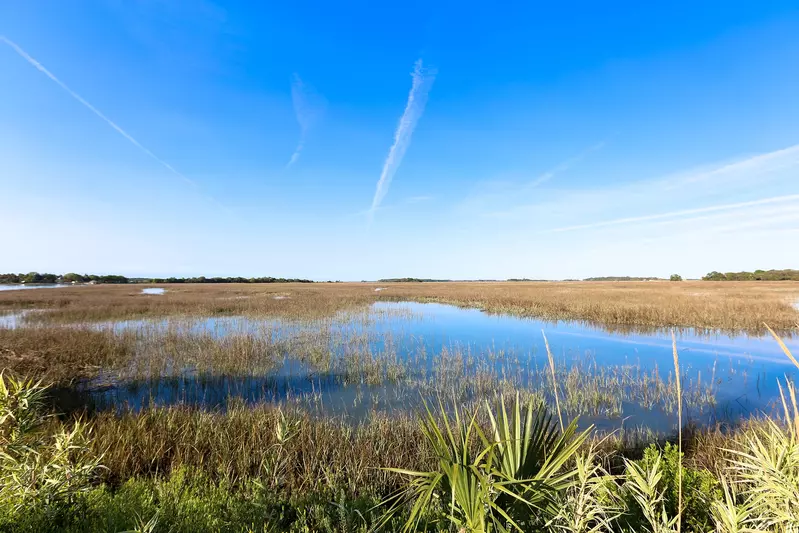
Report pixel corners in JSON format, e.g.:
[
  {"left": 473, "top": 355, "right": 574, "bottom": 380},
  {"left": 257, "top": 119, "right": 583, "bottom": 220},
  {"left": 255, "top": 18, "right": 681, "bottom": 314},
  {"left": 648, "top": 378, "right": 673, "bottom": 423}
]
[
  {"left": 0, "top": 283, "right": 74, "bottom": 291},
  {"left": 141, "top": 287, "right": 166, "bottom": 295},
  {"left": 6, "top": 301, "right": 799, "bottom": 433}
]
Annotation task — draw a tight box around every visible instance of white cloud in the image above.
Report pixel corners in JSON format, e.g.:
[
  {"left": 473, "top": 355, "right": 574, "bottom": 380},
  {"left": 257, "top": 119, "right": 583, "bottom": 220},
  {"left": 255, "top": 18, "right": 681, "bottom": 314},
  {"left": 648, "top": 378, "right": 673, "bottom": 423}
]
[
  {"left": 527, "top": 141, "right": 605, "bottom": 189},
  {"left": 286, "top": 73, "right": 325, "bottom": 168},
  {"left": 546, "top": 194, "right": 799, "bottom": 233},
  {"left": 0, "top": 35, "right": 197, "bottom": 187},
  {"left": 368, "top": 59, "right": 436, "bottom": 221}
]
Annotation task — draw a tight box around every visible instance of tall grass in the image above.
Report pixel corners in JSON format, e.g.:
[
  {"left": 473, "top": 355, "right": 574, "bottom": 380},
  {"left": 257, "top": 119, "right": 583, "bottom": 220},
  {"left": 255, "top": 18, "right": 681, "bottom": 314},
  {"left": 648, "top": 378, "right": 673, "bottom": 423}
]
[
  {"left": 2, "top": 280, "right": 797, "bottom": 332},
  {"left": 375, "top": 327, "right": 799, "bottom": 533}
]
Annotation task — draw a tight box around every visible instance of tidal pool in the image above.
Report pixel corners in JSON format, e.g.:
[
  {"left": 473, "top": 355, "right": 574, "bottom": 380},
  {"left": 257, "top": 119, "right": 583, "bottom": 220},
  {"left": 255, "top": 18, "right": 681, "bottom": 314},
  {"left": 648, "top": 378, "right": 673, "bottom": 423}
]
[
  {"left": 141, "top": 288, "right": 166, "bottom": 295},
  {"left": 5, "top": 301, "right": 798, "bottom": 432},
  {"left": 0, "top": 284, "right": 73, "bottom": 291},
  {"left": 84, "top": 302, "right": 799, "bottom": 430}
]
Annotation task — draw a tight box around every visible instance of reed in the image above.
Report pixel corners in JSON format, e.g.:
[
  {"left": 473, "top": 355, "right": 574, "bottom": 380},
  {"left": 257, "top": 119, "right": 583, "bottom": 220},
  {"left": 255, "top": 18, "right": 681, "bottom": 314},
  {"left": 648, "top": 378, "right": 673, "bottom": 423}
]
[{"left": 1, "top": 280, "right": 797, "bottom": 333}]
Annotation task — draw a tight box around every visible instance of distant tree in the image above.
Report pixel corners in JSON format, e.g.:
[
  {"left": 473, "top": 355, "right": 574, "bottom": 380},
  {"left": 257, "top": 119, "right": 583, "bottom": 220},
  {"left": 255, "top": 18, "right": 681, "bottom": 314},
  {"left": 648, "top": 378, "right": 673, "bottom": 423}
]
[
  {"left": 670, "top": 274, "right": 683, "bottom": 281},
  {"left": 22, "top": 272, "right": 43, "bottom": 283},
  {"left": 703, "top": 269, "right": 799, "bottom": 281},
  {"left": 40, "top": 273, "right": 58, "bottom": 283}
]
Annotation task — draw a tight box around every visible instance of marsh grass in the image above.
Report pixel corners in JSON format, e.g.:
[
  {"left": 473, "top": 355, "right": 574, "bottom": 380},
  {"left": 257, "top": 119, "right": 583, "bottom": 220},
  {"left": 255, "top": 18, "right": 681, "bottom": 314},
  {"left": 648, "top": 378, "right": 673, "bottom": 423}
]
[
  {"left": 0, "top": 327, "right": 131, "bottom": 384},
  {"left": 3, "top": 300, "right": 724, "bottom": 425},
  {"left": 3, "top": 287, "right": 799, "bottom": 531},
  {"left": 2, "top": 341, "right": 798, "bottom": 532},
  {"left": 1, "top": 281, "right": 798, "bottom": 333}
]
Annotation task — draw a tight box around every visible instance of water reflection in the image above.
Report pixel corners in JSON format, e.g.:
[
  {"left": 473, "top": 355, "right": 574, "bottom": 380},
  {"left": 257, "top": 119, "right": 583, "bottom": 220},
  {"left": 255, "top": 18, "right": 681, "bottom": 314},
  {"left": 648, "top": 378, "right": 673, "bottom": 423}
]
[
  {"left": 4, "top": 301, "right": 798, "bottom": 431},
  {"left": 0, "top": 284, "right": 73, "bottom": 291}
]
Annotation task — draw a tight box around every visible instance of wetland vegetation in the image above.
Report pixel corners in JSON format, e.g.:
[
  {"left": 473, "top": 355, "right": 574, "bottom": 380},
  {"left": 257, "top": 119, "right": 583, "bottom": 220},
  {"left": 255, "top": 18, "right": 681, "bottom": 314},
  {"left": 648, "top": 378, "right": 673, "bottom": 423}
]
[{"left": 1, "top": 281, "right": 799, "bottom": 532}]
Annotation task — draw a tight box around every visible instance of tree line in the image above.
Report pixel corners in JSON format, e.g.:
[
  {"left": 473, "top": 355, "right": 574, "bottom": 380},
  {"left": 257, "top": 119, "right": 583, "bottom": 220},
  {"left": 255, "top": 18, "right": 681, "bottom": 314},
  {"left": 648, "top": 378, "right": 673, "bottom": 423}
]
[
  {"left": 702, "top": 269, "right": 799, "bottom": 281},
  {"left": 0, "top": 273, "right": 129, "bottom": 284},
  {"left": 0, "top": 273, "right": 314, "bottom": 285},
  {"left": 146, "top": 276, "right": 313, "bottom": 284}
]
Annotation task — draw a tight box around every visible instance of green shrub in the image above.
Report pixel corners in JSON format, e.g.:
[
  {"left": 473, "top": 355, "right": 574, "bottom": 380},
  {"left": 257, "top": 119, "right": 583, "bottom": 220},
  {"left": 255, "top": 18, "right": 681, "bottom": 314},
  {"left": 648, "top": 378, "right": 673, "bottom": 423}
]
[{"left": 621, "top": 443, "right": 719, "bottom": 532}]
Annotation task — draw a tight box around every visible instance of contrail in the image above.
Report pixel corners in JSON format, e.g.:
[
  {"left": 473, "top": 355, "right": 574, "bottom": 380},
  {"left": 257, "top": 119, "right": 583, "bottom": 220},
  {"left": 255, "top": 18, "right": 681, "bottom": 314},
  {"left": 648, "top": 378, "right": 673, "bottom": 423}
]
[
  {"left": 528, "top": 141, "right": 605, "bottom": 189},
  {"left": 0, "top": 35, "right": 195, "bottom": 187},
  {"left": 368, "top": 59, "right": 436, "bottom": 222},
  {"left": 546, "top": 194, "right": 799, "bottom": 233},
  {"left": 286, "top": 73, "right": 313, "bottom": 168}
]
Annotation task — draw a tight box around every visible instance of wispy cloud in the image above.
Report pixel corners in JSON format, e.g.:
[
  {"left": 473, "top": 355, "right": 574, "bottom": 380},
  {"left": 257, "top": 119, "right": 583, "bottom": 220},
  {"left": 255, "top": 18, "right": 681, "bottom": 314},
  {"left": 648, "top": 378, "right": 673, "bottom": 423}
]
[
  {"left": 347, "top": 194, "right": 435, "bottom": 220},
  {"left": 469, "top": 142, "right": 799, "bottom": 230},
  {"left": 546, "top": 193, "right": 799, "bottom": 233},
  {"left": 368, "top": 59, "right": 436, "bottom": 222},
  {"left": 0, "top": 35, "right": 198, "bottom": 188},
  {"left": 406, "top": 195, "right": 433, "bottom": 203},
  {"left": 286, "top": 73, "right": 325, "bottom": 168},
  {"left": 527, "top": 141, "right": 605, "bottom": 189}
]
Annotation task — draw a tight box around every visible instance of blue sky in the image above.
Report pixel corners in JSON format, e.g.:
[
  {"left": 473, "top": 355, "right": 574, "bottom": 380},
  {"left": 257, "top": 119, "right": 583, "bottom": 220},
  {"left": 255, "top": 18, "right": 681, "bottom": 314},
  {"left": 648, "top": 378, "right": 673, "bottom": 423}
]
[{"left": 1, "top": 1, "right": 798, "bottom": 280}]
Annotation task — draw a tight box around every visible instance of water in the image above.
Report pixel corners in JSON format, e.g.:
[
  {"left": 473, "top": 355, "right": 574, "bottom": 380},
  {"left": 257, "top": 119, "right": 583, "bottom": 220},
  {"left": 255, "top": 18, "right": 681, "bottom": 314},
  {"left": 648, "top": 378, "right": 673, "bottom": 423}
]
[
  {"left": 5, "top": 301, "right": 798, "bottom": 432},
  {"left": 141, "top": 288, "right": 166, "bottom": 295},
  {"left": 0, "top": 283, "right": 73, "bottom": 291}
]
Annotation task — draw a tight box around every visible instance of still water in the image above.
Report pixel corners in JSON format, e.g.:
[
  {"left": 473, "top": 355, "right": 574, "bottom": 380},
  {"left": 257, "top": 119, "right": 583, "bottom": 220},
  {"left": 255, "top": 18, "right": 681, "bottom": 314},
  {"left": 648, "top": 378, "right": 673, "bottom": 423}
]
[
  {"left": 96, "top": 303, "right": 799, "bottom": 430},
  {"left": 141, "top": 287, "right": 166, "bottom": 295},
  {"left": 5, "top": 301, "right": 798, "bottom": 432},
  {"left": 0, "top": 284, "right": 73, "bottom": 291}
]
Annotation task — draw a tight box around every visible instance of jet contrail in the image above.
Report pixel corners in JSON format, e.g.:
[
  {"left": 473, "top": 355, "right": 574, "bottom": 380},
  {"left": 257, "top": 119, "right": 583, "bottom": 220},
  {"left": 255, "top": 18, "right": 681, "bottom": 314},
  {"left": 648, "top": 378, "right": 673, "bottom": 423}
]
[
  {"left": 287, "top": 73, "right": 311, "bottom": 168},
  {"left": 0, "top": 35, "right": 196, "bottom": 187},
  {"left": 546, "top": 194, "right": 799, "bottom": 233},
  {"left": 368, "top": 59, "right": 436, "bottom": 222},
  {"left": 528, "top": 141, "right": 605, "bottom": 189}
]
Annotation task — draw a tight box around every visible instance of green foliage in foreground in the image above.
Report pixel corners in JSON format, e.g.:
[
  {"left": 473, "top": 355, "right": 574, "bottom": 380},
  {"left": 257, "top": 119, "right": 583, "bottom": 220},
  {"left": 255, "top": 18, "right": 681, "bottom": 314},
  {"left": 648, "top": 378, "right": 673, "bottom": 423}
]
[
  {"left": 2, "top": 331, "right": 799, "bottom": 533},
  {"left": 2, "top": 471, "right": 398, "bottom": 533}
]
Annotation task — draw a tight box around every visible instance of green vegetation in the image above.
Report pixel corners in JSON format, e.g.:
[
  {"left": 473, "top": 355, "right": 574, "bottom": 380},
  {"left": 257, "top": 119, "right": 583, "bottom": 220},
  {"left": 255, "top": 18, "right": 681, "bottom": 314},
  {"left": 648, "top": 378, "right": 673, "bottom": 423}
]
[
  {"left": 2, "top": 286, "right": 799, "bottom": 530},
  {"left": 0, "top": 272, "right": 59, "bottom": 284},
  {"left": 2, "top": 332, "right": 798, "bottom": 532},
  {"left": 0, "top": 273, "right": 129, "bottom": 284},
  {"left": 0, "top": 273, "right": 314, "bottom": 285},
  {"left": 669, "top": 274, "right": 682, "bottom": 281},
  {"left": 146, "top": 276, "right": 314, "bottom": 283},
  {"left": 702, "top": 269, "right": 799, "bottom": 281}
]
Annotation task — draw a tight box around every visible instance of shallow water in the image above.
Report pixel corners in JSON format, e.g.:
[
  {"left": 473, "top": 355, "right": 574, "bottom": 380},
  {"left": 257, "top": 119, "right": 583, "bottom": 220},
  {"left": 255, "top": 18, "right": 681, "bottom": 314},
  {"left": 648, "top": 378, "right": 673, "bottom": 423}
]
[
  {"left": 5, "top": 301, "right": 799, "bottom": 432},
  {"left": 0, "top": 283, "right": 73, "bottom": 291},
  {"left": 141, "top": 288, "right": 166, "bottom": 295}
]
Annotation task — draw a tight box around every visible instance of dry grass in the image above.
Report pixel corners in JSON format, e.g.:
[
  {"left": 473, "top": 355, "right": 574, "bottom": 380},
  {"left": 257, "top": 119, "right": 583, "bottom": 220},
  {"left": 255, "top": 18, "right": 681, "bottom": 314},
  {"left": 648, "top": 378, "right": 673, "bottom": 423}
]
[
  {"left": 0, "top": 327, "right": 130, "bottom": 384},
  {"left": 1, "top": 281, "right": 797, "bottom": 333},
  {"left": 379, "top": 280, "right": 799, "bottom": 334}
]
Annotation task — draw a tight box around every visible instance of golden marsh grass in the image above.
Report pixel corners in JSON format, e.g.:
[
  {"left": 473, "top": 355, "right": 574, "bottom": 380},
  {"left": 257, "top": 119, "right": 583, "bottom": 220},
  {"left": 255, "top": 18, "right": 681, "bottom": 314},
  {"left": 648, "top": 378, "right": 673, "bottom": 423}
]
[{"left": 1, "top": 280, "right": 797, "bottom": 333}]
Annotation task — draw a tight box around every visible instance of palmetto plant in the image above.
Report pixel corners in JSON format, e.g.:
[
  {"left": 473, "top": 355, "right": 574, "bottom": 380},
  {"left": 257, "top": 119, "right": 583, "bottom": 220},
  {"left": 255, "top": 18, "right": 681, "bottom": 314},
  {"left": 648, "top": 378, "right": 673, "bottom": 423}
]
[
  {"left": 716, "top": 325, "right": 799, "bottom": 533},
  {"left": 377, "top": 395, "right": 589, "bottom": 532},
  {"left": 483, "top": 393, "right": 592, "bottom": 522}
]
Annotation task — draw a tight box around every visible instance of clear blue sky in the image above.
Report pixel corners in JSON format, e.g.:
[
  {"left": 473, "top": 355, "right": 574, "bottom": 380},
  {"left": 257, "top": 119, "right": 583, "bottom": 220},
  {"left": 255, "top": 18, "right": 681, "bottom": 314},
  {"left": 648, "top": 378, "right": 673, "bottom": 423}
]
[{"left": 2, "top": 1, "right": 798, "bottom": 280}]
